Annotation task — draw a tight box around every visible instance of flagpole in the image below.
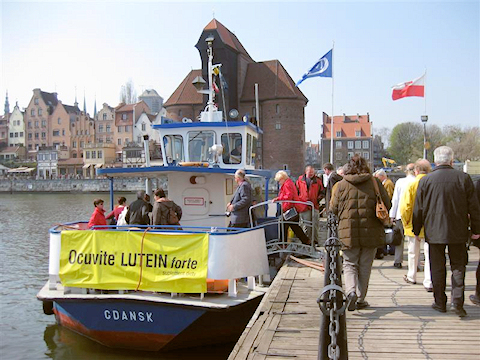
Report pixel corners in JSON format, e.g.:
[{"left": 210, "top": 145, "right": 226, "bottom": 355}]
[
  {"left": 424, "top": 68, "right": 427, "bottom": 114},
  {"left": 330, "top": 41, "right": 335, "bottom": 164}
]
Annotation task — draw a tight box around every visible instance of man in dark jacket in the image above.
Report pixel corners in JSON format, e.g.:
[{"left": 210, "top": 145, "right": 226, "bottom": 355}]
[
  {"left": 296, "top": 165, "right": 324, "bottom": 243},
  {"left": 413, "top": 146, "right": 480, "bottom": 317},
  {"left": 323, "top": 163, "right": 343, "bottom": 212},
  {"left": 125, "top": 190, "right": 151, "bottom": 226},
  {"left": 226, "top": 169, "right": 252, "bottom": 228}
]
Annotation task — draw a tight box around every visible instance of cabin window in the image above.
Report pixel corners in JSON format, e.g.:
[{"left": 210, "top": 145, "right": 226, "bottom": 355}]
[
  {"left": 187, "top": 131, "right": 215, "bottom": 163},
  {"left": 246, "top": 134, "right": 252, "bottom": 165},
  {"left": 251, "top": 136, "right": 257, "bottom": 166},
  {"left": 163, "top": 135, "right": 184, "bottom": 164},
  {"left": 221, "top": 133, "right": 242, "bottom": 164}
]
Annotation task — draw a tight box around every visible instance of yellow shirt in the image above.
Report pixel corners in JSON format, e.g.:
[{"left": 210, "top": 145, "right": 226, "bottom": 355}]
[{"left": 400, "top": 174, "right": 426, "bottom": 238}]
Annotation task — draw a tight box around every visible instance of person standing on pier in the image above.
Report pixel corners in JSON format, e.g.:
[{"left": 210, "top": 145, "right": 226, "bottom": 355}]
[
  {"left": 413, "top": 146, "right": 480, "bottom": 317},
  {"left": 400, "top": 159, "right": 433, "bottom": 291},
  {"left": 330, "top": 155, "right": 391, "bottom": 310},
  {"left": 389, "top": 163, "right": 415, "bottom": 269},
  {"left": 296, "top": 165, "right": 324, "bottom": 244}
]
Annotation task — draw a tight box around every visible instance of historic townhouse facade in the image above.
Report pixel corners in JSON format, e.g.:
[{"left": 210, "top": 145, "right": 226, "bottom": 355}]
[
  {"left": 8, "top": 103, "right": 25, "bottom": 147},
  {"left": 113, "top": 101, "right": 151, "bottom": 155},
  {"left": 95, "top": 103, "right": 115, "bottom": 146}
]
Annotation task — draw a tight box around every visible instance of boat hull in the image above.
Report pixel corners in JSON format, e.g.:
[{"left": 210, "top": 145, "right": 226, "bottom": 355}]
[{"left": 52, "top": 295, "right": 263, "bottom": 351}]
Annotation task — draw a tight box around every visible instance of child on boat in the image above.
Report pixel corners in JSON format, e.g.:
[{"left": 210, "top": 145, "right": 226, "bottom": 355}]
[{"left": 88, "top": 198, "right": 107, "bottom": 229}]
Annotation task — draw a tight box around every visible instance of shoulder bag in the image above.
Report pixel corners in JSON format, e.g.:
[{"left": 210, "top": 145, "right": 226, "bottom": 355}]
[{"left": 372, "top": 177, "right": 391, "bottom": 226}]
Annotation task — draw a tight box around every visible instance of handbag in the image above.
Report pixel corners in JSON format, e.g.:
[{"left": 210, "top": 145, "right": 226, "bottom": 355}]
[
  {"left": 372, "top": 178, "right": 391, "bottom": 226},
  {"left": 283, "top": 207, "right": 298, "bottom": 221},
  {"left": 392, "top": 220, "right": 404, "bottom": 246}
]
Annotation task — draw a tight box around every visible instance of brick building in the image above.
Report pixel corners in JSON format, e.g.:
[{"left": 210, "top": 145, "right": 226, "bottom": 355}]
[
  {"left": 164, "top": 19, "right": 308, "bottom": 176},
  {"left": 321, "top": 113, "right": 373, "bottom": 169}
]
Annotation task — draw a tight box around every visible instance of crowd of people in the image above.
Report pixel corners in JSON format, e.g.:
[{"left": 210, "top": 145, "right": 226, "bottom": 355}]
[{"left": 86, "top": 145, "right": 480, "bottom": 317}]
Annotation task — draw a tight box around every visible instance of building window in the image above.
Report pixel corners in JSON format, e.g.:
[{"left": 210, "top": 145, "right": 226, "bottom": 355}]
[
  {"left": 125, "top": 138, "right": 129, "bottom": 145},
  {"left": 62, "top": 129, "right": 65, "bottom": 136},
  {"left": 28, "top": 144, "right": 32, "bottom": 150},
  {"left": 178, "top": 109, "right": 182, "bottom": 117},
  {"left": 41, "top": 132, "right": 46, "bottom": 139},
  {"left": 355, "top": 130, "right": 361, "bottom": 137},
  {"left": 276, "top": 104, "right": 280, "bottom": 114},
  {"left": 137, "top": 136, "right": 142, "bottom": 143},
  {"left": 98, "top": 151, "right": 103, "bottom": 159},
  {"left": 35, "top": 120, "right": 39, "bottom": 127},
  {"left": 335, "top": 141, "right": 342, "bottom": 149},
  {"left": 73, "top": 141, "right": 77, "bottom": 148},
  {"left": 336, "top": 131, "right": 342, "bottom": 137},
  {"left": 53, "top": 130, "right": 60, "bottom": 136},
  {"left": 20, "top": 132, "right": 23, "bottom": 137},
  {"left": 42, "top": 120, "right": 46, "bottom": 127},
  {"left": 122, "top": 113, "right": 127, "bottom": 120},
  {"left": 28, "top": 133, "right": 32, "bottom": 139},
  {"left": 125, "top": 126, "right": 130, "bottom": 132},
  {"left": 348, "top": 152, "right": 354, "bottom": 159},
  {"left": 142, "top": 123, "right": 146, "bottom": 131},
  {"left": 118, "top": 138, "right": 122, "bottom": 145},
  {"left": 347, "top": 141, "right": 353, "bottom": 149},
  {"left": 92, "top": 151, "right": 96, "bottom": 159},
  {"left": 38, "top": 108, "right": 42, "bottom": 116},
  {"left": 72, "top": 152, "right": 77, "bottom": 158},
  {"left": 34, "top": 98, "right": 39, "bottom": 105},
  {"left": 99, "top": 125, "right": 104, "bottom": 133},
  {"left": 31, "top": 109, "right": 35, "bottom": 116},
  {"left": 10, "top": 132, "right": 13, "bottom": 138},
  {"left": 80, "top": 141, "right": 84, "bottom": 148},
  {"left": 58, "top": 118, "right": 61, "bottom": 124},
  {"left": 35, "top": 133, "right": 39, "bottom": 139},
  {"left": 118, "top": 126, "right": 122, "bottom": 133},
  {"left": 362, "top": 140, "right": 369, "bottom": 149},
  {"left": 363, "top": 152, "right": 370, "bottom": 160},
  {"left": 275, "top": 122, "right": 281, "bottom": 130},
  {"left": 106, "top": 125, "right": 111, "bottom": 133},
  {"left": 86, "top": 151, "right": 90, "bottom": 159},
  {"left": 28, "top": 121, "right": 32, "bottom": 129},
  {"left": 355, "top": 141, "right": 361, "bottom": 149},
  {"left": 336, "top": 152, "right": 342, "bottom": 160},
  {"left": 103, "top": 113, "right": 107, "bottom": 120}
]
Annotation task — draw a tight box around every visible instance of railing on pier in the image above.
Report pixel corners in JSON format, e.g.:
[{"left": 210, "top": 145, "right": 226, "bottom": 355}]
[
  {"left": 317, "top": 213, "right": 348, "bottom": 360},
  {"left": 249, "top": 200, "right": 321, "bottom": 258}
]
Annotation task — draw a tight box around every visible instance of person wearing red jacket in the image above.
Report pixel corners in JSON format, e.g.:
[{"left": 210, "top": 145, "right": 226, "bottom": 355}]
[
  {"left": 273, "top": 170, "right": 310, "bottom": 245},
  {"left": 88, "top": 199, "right": 107, "bottom": 230},
  {"left": 296, "top": 165, "right": 324, "bottom": 244}
]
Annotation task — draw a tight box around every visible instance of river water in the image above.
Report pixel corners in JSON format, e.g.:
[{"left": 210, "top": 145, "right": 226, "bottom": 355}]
[{"left": 0, "top": 193, "right": 234, "bottom": 360}]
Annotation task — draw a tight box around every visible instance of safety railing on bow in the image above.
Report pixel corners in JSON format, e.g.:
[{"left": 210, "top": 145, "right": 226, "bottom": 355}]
[
  {"left": 317, "top": 213, "right": 348, "bottom": 360},
  {"left": 249, "top": 199, "right": 321, "bottom": 258}
]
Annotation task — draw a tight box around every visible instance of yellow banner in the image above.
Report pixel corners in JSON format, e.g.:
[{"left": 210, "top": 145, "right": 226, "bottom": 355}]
[{"left": 59, "top": 230, "right": 209, "bottom": 293}]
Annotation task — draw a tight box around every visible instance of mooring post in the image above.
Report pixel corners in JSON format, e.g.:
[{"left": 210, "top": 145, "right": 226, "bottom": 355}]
[{"left": 317, "top": 213, "right": 348, "bottom": 360}]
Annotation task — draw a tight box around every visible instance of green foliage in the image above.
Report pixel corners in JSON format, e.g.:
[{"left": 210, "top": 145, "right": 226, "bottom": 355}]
[{"left": 388, "top": 122, "right": 423, "bottom": 164}]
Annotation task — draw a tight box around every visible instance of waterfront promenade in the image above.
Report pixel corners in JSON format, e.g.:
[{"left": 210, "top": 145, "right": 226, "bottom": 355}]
[{"left": 229, "top": 249, "right": 480, "bottom": 360}]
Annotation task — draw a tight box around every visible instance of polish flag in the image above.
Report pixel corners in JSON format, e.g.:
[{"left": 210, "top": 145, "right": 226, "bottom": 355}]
[{"left": 392, "top": 74, "right": 425, "bottom": 101}]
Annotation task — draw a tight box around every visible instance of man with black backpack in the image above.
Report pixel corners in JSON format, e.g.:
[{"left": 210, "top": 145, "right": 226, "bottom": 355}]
[{"left": 152, "top": 188, "right": 182, "bottom": 228}]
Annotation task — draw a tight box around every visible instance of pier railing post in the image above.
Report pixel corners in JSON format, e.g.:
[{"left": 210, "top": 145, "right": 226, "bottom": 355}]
[{"left": 317, "top": 213, "right": 348, "bottom": 360}]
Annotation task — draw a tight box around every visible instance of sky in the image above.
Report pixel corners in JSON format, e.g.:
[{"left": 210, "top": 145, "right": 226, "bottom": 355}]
[{"left": 1, "top": 0, "right": 479, "bottom": 143}]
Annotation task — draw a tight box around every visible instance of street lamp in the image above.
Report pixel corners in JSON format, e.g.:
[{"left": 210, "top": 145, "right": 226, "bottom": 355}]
[{"left": 421, "top": 115, "right": 428, "bottom": 159}]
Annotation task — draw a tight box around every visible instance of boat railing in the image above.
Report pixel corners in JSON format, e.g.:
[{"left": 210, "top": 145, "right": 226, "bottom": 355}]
[
  {"left": 47, "top": 222, "right": 270, "bottom": 298},
  {"left": 249, "top": 200, "right": 322, "bottom": 259}
]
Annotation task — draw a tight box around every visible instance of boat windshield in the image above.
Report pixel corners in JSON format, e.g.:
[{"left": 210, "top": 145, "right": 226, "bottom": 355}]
[
  {"left": 188, "top": 131, "right": 215, "bottom": 162},
  {"left": 163, "top": 135, "right": 184, "bottom": 163},
  {"left": 221, "top": 133, "right": 242, "bottom": 164}
]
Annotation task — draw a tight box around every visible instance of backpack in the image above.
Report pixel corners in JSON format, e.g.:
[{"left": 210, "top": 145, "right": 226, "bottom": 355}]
[{"left": 167, "top": 207, "right": 180, "bottom": 225}]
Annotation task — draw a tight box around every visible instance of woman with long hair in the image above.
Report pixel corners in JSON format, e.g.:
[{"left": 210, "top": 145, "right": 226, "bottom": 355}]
[{"left": 330, "top": 155, "right": 391, "bottom": 310}]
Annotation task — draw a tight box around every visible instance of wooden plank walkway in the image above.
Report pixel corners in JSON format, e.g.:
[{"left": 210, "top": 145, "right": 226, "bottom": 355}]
[{"left": 228, "top": 248, "right": 480, "bottom": 360}]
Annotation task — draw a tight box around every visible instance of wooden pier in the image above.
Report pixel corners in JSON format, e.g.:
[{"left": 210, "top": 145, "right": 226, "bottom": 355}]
[{"left": 228, "top": 248, "right": 480, "bottom": 360}]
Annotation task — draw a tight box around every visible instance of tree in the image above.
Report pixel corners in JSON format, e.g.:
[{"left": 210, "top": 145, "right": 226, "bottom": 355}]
[
  {"left": 425, "top": 124, "right": 444, "bottom": 162},
  {"left": 447, "top": 127, "right": 480, "bottom": 162},
  {"left": 120, "top": 80, "right": 137, "bottom": 104},
  {"left": 388, "top": 122, "right": 424, "bottom": 164}
]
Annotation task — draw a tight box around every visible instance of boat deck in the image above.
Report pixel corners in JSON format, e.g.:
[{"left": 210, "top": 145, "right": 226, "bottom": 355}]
[{"left": 228, "top": 248, "right": 480, "bottom": 360}]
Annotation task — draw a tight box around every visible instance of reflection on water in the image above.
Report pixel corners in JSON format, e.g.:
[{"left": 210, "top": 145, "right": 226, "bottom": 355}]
[{"left": 0, "top": 193, "right": 233, "bottom": 360}]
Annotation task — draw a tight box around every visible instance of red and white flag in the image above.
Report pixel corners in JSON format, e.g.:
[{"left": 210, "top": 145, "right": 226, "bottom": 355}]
[{"left": 392, "top": 74, "right": 425, "bottom": 101}]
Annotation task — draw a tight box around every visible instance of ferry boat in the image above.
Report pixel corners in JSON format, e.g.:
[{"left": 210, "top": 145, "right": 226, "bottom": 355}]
[{"left": 37, "top": 36, "right": 318, "bottom": 352}]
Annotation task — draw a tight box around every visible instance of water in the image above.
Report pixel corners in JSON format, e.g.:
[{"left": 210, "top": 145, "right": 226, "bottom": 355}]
[{"left": 0, "top": 193, "right": 234, "bottom": 360}]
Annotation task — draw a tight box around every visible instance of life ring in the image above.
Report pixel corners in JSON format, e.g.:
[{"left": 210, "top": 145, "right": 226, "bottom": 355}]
[{"left": 178, "top": 162, "right": 209, "bottom": 167}]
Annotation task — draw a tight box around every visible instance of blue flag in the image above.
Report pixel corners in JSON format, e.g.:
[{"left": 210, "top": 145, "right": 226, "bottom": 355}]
[{"left": 296, "top": 49, "right": 333, "bottom": 86}]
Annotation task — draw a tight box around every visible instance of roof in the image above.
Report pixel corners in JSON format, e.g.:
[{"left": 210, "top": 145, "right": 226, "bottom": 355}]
[
  {"left": 240, "top": 60, "right": 308, "bottom": 102},
  {"left": 0, "top": 146, "right": 22, "bottom": 154},
  {"left": 58, "top": 158, "right": 84, "bottom": 165},
  {"left": 116, "top": 103, "right": 135, "bottom": 112},
  {"left": 40, "top": 91, "right": 58, "bottom": 107},
  {"left": 63, "top": 104, "right": 80, "bottom": 114},
  {"left": 203, "top": 19, "right": 253, "bottom": 61},
  {"left": 164, "top": 69, "right": 204, "bottom": 107},
  {"left": 323, "top": 113, "right": 372, "bottom": 138}
]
